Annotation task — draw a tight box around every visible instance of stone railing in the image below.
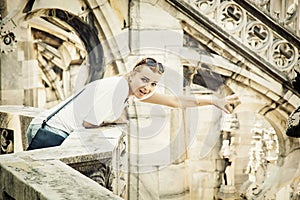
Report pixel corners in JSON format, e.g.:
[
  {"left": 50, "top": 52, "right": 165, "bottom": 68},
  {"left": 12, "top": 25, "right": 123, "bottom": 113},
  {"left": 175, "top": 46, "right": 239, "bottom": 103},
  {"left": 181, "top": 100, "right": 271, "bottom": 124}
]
[
  {"left": 181, "top": 0, "right": 299, "bottom": 79},
  {"left": 245, "top": 0, "right": 300, "bottom": 36},
  {"left": 0, "top": 106, "right": 126, "bottom": 200}
]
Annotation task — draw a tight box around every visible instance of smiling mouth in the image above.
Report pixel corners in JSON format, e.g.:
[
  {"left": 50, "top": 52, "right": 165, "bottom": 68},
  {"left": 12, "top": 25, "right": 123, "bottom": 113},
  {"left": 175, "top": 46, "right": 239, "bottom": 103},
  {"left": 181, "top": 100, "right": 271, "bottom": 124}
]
[{"left": 139, "top": 89, "right": 148, "bottom": 96}]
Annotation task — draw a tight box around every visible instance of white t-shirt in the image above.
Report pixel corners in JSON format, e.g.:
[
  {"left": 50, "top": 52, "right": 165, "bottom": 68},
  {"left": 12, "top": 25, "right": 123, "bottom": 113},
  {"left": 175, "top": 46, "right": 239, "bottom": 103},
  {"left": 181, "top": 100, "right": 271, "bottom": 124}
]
[{"left": 31, "top": 76, "right": 129, "bottom": 133}]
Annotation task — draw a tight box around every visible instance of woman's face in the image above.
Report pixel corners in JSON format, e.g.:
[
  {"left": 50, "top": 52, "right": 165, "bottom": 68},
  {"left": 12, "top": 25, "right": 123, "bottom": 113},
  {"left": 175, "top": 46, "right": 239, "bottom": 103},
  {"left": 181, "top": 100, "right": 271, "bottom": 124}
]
[{"left": 129, "top": 65, "right": 162, "bottom": 99}]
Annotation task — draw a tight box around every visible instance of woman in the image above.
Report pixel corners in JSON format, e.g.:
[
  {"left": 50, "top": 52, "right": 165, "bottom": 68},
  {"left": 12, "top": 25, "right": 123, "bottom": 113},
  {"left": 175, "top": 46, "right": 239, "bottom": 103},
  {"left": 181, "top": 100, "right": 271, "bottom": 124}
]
[{"left": 26, "top": 57, "right": 238, "bottom": 150}]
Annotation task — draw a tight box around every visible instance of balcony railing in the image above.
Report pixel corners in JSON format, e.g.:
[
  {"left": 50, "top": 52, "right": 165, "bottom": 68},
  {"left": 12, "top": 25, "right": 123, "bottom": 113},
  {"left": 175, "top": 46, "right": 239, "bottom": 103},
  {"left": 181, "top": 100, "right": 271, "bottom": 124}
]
[
  {"left": 182, "top": 0, "right": 299, "bottom": 80},
  {"left": 246, "top": 0, "right": 300, "bottom": 37}
]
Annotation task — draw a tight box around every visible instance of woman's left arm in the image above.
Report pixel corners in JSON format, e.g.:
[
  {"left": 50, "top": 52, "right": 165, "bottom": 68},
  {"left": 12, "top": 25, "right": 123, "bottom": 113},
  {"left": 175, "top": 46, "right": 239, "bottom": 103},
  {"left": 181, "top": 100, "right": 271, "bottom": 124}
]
[{"left": 142, "top": 92, "right": 239, "bottom": 113}]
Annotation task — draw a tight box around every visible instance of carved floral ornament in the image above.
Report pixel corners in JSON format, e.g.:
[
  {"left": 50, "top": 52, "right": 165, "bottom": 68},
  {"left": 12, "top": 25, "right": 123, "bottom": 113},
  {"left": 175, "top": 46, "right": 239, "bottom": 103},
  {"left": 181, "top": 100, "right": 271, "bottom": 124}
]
[{"left": 189, "top": 0, "right": 298, "bottom": 72}]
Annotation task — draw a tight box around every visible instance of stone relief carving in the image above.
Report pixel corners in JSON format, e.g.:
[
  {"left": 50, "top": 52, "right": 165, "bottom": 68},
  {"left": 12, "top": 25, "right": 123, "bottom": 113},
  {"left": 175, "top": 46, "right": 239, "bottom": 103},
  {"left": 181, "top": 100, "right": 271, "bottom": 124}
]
[
  {"left": 68, "top": 159, "right": 114, "bottom": 190},
  {"left": 241, "top": 122, "right": 279, "bottom": 199},
  {"left": 219, "top": 138, "right": 236, "bottom": 187},
  {"left": 219, "top": 113, "right": 239, "bottom": 198},
  {"left": 0, "top": 128, "right": 14, "bottom": 154}
]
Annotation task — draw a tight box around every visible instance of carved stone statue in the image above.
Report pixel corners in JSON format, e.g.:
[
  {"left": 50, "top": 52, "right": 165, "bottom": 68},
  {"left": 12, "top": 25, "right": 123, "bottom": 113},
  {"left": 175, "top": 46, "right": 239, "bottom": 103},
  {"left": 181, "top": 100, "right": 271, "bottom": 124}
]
[{"left": 219, "top": 134, "right": 237, "bottom": 197}]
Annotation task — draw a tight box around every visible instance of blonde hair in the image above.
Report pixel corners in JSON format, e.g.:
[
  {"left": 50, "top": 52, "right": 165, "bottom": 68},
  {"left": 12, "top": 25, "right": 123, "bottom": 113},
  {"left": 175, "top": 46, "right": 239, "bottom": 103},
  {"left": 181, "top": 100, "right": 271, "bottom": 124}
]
[{"left": 133, "top": 57, "right": 164, "bottom": 74}]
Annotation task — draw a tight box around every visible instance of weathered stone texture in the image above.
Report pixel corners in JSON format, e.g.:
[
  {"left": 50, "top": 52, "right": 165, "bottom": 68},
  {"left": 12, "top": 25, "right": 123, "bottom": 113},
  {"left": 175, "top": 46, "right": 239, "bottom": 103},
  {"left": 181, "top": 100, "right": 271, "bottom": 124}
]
[{"left": 0, "top": 126, "right": 126, "bottom": 200}]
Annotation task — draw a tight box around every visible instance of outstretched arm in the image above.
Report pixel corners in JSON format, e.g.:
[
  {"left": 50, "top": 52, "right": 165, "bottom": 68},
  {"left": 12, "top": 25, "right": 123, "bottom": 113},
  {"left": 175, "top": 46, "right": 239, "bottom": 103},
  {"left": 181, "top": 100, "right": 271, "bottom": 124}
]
[{"left": 141, "top": 93, "right": 239, "bottom": 113}]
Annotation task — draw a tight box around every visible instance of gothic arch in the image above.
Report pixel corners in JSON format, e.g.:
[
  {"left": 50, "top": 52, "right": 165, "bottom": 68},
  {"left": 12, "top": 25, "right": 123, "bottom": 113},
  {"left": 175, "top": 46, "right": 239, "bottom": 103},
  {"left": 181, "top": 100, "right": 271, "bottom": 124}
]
[
  {"left": 24, "top": 8, "right": 104, "bottom": 82},
  {"left": 18, "top": 0, "right": 129, "bottom": 103}
]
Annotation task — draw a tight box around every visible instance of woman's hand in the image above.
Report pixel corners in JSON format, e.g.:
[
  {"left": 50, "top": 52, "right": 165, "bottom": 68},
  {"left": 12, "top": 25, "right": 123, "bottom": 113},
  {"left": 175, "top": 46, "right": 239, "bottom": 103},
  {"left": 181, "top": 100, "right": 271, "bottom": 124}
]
[{"left": 212, "top": 94, "right": 239, "bottom": 114}]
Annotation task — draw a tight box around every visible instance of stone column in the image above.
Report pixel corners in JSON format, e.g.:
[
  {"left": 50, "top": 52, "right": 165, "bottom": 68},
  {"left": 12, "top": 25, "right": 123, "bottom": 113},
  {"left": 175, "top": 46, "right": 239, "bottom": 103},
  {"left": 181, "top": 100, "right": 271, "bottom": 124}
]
[
  {"left": 128, "top": 1, "right": 186, "bottom": 199},
  {"left": 20, "top": 23, "right": 46, "bottom": 107}
]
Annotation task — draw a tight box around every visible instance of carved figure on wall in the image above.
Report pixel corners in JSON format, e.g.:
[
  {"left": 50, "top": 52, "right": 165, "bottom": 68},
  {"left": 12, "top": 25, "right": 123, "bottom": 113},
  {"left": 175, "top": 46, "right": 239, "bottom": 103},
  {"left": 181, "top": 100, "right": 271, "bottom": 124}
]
[
  {"left": 263, "top": 128, "right": 278, "bottom": 161},
  {"left": 245, "top": 147, "right": 256, "bottom": 182},
  {"left": 0, "top": 129, "right": 14, "bottom": 154},
  {"left": 245, "top": 127, "right": 267, "bottom": 186},
  {"left": 242, "top": 122, "right": 280, "bottom": 199},
  {"left": 285, "top": 3, "right": 298, "bottom": 24},
  {"left": 219, "top": 133, "right": 237, "bottom": 196},
  {"left": 220, "top": 139, "right": 231, "bottom": 185},
  {"left": 219, "top": 112, "right": 239, "bottom": 198}
]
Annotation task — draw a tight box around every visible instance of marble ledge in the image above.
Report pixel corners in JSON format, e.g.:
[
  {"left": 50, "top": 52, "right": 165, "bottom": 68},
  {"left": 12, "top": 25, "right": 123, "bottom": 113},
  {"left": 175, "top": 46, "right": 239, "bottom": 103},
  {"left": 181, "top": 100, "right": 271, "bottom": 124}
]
[
  {"left": 2, "top": 125, "right": 127, "bottom": 163},
  {"left": 0, "top": 125, "right": 126, "bottom": 200}
]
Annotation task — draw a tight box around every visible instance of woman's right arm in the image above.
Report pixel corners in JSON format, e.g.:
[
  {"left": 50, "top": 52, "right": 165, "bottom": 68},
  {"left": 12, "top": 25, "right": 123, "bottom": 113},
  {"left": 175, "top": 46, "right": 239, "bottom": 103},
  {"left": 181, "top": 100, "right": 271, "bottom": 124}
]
[{"left": 142, "top": 92, "right": 239, "bottom": 113}]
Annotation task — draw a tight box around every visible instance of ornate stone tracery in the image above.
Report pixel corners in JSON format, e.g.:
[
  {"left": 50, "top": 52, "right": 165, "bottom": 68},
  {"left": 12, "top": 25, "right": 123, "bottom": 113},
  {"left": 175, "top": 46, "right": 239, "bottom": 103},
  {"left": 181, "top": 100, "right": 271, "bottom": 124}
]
[
  {"left": 271, "top": 39, "right": 298, "bottom": 71},
  {"left": 188, "top": 0, "right": 299, "bottom": 74},
  {"left": 217, "top": 2, "right": 245, "bottom": 33},
  {"left": 245, "top": 21, "right": 272, "bottom": 52}
]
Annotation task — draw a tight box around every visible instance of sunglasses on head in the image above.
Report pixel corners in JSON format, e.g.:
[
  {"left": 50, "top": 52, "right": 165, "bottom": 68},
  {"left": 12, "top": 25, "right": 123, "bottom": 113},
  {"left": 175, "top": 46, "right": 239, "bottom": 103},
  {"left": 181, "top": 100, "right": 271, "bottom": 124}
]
[{"left": 134, "top": 58, "right": 165, "bottom": 73}]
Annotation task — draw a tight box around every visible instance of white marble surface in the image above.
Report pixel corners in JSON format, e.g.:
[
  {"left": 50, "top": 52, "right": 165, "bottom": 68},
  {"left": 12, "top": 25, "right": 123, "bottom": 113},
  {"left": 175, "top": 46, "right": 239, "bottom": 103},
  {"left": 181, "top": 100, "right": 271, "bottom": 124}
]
[{"left": 0, "top": 125, "right": 126, "bottom": 200}]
